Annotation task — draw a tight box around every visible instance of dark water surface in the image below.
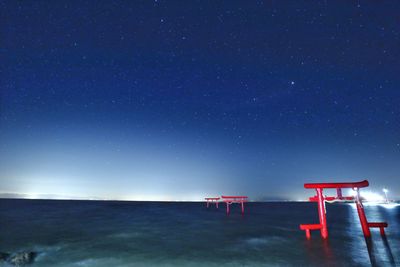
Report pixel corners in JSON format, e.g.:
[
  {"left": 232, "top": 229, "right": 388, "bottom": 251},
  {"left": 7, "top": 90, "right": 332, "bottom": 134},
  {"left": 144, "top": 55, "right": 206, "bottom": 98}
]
[{"left": 0, "top": 199, "right": 399, "bottom": 266}]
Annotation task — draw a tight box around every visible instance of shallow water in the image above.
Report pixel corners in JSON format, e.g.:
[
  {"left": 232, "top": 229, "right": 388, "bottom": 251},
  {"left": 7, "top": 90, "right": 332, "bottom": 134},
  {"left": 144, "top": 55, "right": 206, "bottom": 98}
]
[{"left": 0, "top": 199, "right": 399, "bottom": 266}]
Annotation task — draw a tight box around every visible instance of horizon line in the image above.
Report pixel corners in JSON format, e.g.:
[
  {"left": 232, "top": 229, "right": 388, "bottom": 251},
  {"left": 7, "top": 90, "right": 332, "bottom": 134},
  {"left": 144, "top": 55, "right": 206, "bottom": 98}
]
[
  {"left": 0, "top": 192, "right": 300, "bottom": 202},
  {"left": 0, "top": 197, "right": 301, "bottom": 202}
]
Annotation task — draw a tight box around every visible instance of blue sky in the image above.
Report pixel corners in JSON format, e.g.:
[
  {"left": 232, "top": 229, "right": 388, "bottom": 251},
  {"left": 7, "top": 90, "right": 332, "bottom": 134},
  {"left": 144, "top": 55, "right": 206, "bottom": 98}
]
[{"left": 1, "top": 0, "right": 399, "bottom": 200}]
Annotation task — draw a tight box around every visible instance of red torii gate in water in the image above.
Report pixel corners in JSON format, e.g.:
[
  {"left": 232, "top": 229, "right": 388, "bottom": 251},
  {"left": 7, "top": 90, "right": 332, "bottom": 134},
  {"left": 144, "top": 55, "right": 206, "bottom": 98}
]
[
  {"left": 221, "top": 196, "right": 248, "bottom": 214},
  {"left": 300, "top": 180, "right": 388, "bottom": 239},
  {"left": 205, "top": 197, "right": 220, "bottom": 208}
]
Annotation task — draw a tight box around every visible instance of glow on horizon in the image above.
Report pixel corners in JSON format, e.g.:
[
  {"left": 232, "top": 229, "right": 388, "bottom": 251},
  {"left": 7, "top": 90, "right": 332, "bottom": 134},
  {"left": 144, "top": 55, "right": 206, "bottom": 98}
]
[{"left": 0, "top": 191, "right": 210, "bottom": 202}]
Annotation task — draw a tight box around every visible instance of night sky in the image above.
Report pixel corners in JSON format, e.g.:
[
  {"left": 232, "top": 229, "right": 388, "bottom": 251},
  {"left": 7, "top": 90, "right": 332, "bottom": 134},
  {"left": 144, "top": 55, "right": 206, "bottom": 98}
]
[{"left": 1, "top": 1, "right": 399, "bottom": 201}]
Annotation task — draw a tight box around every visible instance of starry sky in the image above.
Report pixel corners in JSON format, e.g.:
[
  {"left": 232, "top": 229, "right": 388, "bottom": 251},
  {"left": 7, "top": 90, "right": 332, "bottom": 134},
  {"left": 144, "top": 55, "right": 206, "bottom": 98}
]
[{"left": 1, "top": 1, "right": 399, "bottom": 201}]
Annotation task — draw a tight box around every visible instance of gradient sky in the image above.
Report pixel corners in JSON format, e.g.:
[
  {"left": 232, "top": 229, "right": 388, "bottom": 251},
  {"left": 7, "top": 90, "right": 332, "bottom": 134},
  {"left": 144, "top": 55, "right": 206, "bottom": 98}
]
[{"left": 1, "top": 1, "right": 399, "bottom": 201}]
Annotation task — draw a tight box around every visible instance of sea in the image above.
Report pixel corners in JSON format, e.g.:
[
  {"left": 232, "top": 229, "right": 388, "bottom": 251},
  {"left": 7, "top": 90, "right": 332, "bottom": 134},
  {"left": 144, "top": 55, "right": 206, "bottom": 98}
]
[{"left": 0, "top": 199, "right": 399, "bottom": 266}]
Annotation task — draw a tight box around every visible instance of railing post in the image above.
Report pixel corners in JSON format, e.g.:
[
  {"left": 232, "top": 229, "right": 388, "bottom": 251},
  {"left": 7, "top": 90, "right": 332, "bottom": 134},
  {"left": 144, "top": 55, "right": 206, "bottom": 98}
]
[
  {"left": 316, "top": 188, "right": 328, "bottom": 239},
  {"left": 354, "top": 188, "right": 371, "bottom": 238},
  {"left": 337, "top": 188, "right": 343, "bottom": 199},
  {"left": 305, "top": 229, "right": 311, "bottom": 239}
]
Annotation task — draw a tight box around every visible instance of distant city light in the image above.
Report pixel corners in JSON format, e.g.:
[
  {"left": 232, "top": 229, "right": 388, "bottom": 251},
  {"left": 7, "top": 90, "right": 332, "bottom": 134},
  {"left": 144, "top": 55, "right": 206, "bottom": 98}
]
[
  {"left": 352, "top": 190, "right": 385, "bottom": 202},
  {"left": 383, "top": 188, "right": 389, "bottom": 203}
]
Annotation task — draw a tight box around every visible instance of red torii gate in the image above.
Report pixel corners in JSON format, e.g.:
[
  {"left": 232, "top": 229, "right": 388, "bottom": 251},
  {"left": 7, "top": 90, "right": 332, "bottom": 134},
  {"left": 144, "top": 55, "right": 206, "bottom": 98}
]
[
  {"left": 300, "top": 180, "right": 388, "bottom": 239},
  {"left": 221, "top": 196, "right": 248, "bottom": 214},
  {"left": 205, "top": 197, "right": 220, "bottom": 208}
]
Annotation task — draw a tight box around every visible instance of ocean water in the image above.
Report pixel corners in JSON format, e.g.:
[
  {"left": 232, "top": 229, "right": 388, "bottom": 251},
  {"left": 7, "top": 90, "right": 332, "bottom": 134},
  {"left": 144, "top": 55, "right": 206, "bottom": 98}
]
[{"left": 0, "top": 199, "right": 399, "bottom": 266}]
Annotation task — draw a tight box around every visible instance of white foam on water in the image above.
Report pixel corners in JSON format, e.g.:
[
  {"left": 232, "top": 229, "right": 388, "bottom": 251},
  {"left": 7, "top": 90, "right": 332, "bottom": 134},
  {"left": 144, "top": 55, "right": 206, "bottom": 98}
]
[
  {"left": 245, "top": 237, "right": 270, "bottom": 245},
  {"left": 64, "top": 258, "right": 251, "bottom": 267},
  {"left": 69, "top": 258, "right": 126, "bottom": 267},
  {"left": 244, "top": 236, "right": 287, "bottom": 247},
  {"left": 108, "top": 232, "right": 144, "bottom": 239}
]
